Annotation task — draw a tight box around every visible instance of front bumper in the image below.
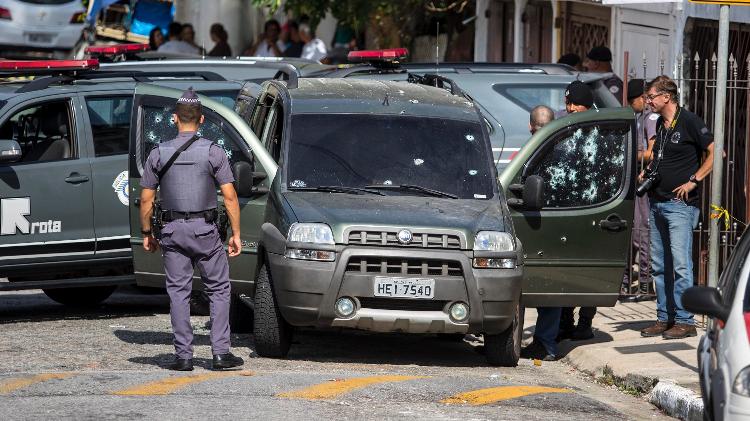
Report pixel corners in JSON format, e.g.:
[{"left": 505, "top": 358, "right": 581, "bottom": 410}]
[{"left": 264, "top": 236, "right": 523, "bottom": 335}]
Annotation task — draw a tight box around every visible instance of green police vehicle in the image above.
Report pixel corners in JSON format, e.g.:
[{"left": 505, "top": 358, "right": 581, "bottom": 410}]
[{"left": 128, "top": 71, "right": 637, "bottom": 366}]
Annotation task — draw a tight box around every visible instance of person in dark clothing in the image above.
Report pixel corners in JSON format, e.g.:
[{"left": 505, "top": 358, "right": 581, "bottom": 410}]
[
  {"left": 149, "top": 27, "right": 165, "bottom": 50},
  {"left": 584, "top": 46, "right": 624, "bottom": 104},
  {"left": 208, "top": 23, "right": 232, "bottom": 57},
  {"left": 557, "top": 53, "right": 582, "bottom": 71},
  {"left": 282, "top": 20, "right": 304, "bottom": 58}
]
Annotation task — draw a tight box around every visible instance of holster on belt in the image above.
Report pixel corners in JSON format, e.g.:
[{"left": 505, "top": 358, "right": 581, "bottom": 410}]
[
  {"left": 215, "top": 206, "right": 229, "bottom": 243},
  {"left": 151, "top": 200, "right": 164, "bottom": 239}
]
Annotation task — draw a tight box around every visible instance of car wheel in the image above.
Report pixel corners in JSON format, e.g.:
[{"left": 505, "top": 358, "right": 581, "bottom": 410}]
[
  {"left": 484, "top": 300, "right": 523, "bottom": 367},
  {"left": 229, "top": 293, "right": 254, "bottom": 333},
  {"left": 252, "top": 264, "right": 292, "bottom": 358},
  {"left": 42, "top": 286, "right": 117, "bottom": 307}
]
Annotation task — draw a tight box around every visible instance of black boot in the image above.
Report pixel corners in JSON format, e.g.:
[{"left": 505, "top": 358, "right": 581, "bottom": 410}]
[
  {"left": 212, "top": 352, "right": 244, "bottom": 370},
  {"left": 168, "top": 357, "right": 194, "bottom": 371}
]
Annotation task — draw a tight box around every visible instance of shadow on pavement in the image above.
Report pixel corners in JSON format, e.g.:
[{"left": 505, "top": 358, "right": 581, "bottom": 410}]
[
  {"left": 557, "top": 331, "right": 615, "bottom": 358},
  {"left": 0, "top": 286, "right": 169, "bottom": 325},
  {"left": 114, "top": 329, "right": 212, "bottom": 347},
  {"left": 129, "top": 353, "right": 213, "bottom": 370},
  {"left": 614, "top": 342, "right": 698, "bottom": 373}
]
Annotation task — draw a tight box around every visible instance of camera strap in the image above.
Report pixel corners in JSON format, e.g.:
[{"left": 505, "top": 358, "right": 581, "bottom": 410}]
[{"left": 653, "top": 107, "right": 681, "bottom": 171}]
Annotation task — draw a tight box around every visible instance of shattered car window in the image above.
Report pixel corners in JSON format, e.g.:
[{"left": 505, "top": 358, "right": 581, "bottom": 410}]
[
  {"left": 286, "top": 114, "right": 495, "bottom": 199},
  {"left": 527, "top": 125, "right": 627, "bottom": 208},
  {"left": 140, "top": 105, "right": 249, "bottom": 168}
]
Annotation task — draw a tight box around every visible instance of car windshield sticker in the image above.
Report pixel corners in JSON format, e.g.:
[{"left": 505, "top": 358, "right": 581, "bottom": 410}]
[
  {"left": 1, "top": 197, "right": 61, "bottom": 235},
  {"left": 290, "top": 180, "right": 306, "bottom": 188},
  {"left": 474, "top": 194, "right": 487, "bottom": 199},
  {"left": 112, "top": 171, "right": 129, "bottom": 206}
]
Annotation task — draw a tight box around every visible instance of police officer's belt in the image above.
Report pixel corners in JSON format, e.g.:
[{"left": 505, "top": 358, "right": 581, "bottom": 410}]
[{"left": 162, "top": 209, "right": 218, "bottom": 222}]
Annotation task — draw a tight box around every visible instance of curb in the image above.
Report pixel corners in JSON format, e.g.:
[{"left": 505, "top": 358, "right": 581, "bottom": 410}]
[{"left": 648, "top": 380, "right": 704, "bottom": 421}]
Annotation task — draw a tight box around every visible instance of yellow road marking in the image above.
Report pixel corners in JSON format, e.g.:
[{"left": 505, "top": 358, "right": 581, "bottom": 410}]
[
  {"left": 441, "top": 385, "right": 572, "bottom": 405},
  {"left": 0, "top": 373, "right": 72, "bottom": 394},
  {"left": 277, "top": 375, "right": 426, "bottom": 400},
  {"left": 113, "top": 370, "right": 254, "bottom": 396}
]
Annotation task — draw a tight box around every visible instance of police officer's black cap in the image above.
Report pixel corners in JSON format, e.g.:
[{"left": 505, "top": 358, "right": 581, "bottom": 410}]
[
  {"left": 177, "top": 87, "right": 200, "bottom": 105},
  {"left": 627, "top": 79, "right": 646, "bottom": 101},
  {"left": 565, "top": 80, "right": 594, "bottom": 108},
  {"left": 587, "top": 46, "right": 612, "bottom": 62}
]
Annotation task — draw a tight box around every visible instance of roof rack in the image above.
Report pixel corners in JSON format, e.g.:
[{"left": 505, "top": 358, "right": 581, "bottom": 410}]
[
  {"left": 407, "top": 73, "right": 468, "bottom": 99},
  {"left": 269, "top": 63, "right": 300, "bottom": 88},
  {"left": 404, "top": 62, "right": 575, "bottom": 76},
  {"left": 15, "top": 70, "right": 226, "bottom": 94}
]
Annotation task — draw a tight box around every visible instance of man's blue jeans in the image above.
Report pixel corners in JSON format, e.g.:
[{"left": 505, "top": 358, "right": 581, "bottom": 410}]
[
  {"left": 535, "top": 307, "right": 562, "bottom": 356},
  {"left": 649, "top": 199, "right": 700, "bottom": 325}
]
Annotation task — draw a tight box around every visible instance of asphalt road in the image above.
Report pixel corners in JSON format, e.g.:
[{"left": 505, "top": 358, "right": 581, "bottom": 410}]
[{"left": 0, "top": 287, "right": 668, "bottom": 420}]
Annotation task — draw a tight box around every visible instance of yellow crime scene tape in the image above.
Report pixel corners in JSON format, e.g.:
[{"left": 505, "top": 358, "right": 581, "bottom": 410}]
[{"left": 710, "top": 204, "right": 747, "bottom": 231}]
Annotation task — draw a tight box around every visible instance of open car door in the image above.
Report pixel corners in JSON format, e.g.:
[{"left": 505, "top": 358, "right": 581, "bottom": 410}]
[
  {"left": 128, "top": 83, "right": 277, "bottom": 296},
  {"left": 500, "top": 107, "right": 637, "bottom": 307}
]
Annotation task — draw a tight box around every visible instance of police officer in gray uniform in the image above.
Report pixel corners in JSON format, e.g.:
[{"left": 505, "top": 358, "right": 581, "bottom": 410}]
[
  {"left": 139, "top": 88, "right": 244, "bottom": 371},
  {"left": 584, "top": 46, "right": 624, "bottom": 105}
]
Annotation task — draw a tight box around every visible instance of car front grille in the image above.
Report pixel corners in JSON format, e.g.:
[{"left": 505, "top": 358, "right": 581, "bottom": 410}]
[
  {"left": 346, "top": 230, "right": 462, "bottom": 250},
  {"left": 357, "top": 297, "right": 447, "bottom": 311},
  {"left": 345, "top": 257, "right": 463, "bottom": 277}
]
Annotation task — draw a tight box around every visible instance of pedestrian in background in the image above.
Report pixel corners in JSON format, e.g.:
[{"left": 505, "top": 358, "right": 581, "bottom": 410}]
[
  {"left": 584, "top": 46, "right": 623, "bottom": 104},
  {"left": 640, "top": 76, "right": 716, "bottom": 340},
  {"left": 557, "top": 53, "right": 582, "bottom": 71},
  {"left": 521, "top": 105, "right": 561, "bottom": 361},
  {"left": 282, "top": 20, "right": 304, "bottom": 58},
  {"left": 620, "top": 79, "right": 657, "bottom": 302},
  {"left": 148, "top": 27, "right": 164, "bottom": 51},
  {"left": 299, "top": 22, "right": 327, "bottom": 62},
  {"left": 558, "top": 81, "right": 598, "bottom": 342},
  {"left": 180, "top": 23, "right": 205, "bottom": 55},
  {"left": 139, "top": 88, "right": 244, "bottom": 371},
  {"left": 246, "top": 19, "right": 284, "bottom": 57},
  {"left": 158, "top": 22, "right": 200, "bottom": 55},
  {"left": 208, "top": 23, "right": 232, "bottom": 57}
]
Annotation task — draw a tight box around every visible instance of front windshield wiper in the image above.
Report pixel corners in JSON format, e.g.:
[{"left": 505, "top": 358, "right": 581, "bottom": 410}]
[
  {"left": 288, "top": 185, "right": 386, "bottom": 196},
  {"left": 364, "top": 184, "right": 459, "bottom": 199}
]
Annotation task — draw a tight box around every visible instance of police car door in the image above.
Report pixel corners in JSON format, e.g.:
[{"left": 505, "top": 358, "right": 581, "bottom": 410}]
[
  {"left": 499, "top": 107, "right": 636, "bottom": 307},
  {"left": 0, "top": 95, "right": 95, "bottom": 268},
  {"left": 128, "top": 84, "right": 277, "bottom": 291}
]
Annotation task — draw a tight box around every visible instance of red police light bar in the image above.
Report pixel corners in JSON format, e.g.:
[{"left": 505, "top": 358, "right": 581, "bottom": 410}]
[
  {"left": 348, "top": 48, "right": 409, "bottom": 62},
  {"left": 0, "top": 59, "right": 99, "bottom": 72},
  {"left": 86, "top": 43, "right": 150, "bottom": 55}
]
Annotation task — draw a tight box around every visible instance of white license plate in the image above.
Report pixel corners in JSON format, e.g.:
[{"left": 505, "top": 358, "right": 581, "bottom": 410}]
[
  {"left": 374, "top": 276, "right": 435, "bottom": 299},
  {"left": 27, "top": 33, "right": 53, "bottom": 43}
]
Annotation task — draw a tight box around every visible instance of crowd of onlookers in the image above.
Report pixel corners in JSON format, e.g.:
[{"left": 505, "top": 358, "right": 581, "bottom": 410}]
[{"left": 146, "top": 18, "right": 352, "bottom": 63}]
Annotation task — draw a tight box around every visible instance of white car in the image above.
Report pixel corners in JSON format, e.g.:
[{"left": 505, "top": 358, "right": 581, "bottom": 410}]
[
  {"left": 0, "top": 0, "right": 85, "bottom": 57},
  {"left": 684, "top": 233, "right": 750, "bottom": 421}
]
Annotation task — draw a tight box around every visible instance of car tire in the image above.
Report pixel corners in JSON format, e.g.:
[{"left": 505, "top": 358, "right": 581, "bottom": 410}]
[
  {"left": 252, "top": 263, "right": 292, "bottom": 358},
  {"left": 229, "top": 293, "right": 254, "bottom": 333},
  {"left": 42, "top": 286, "right": 117, "bottom": 307},
  {"left": 484, "top": 300, "right": 523, "bottom": 367}
]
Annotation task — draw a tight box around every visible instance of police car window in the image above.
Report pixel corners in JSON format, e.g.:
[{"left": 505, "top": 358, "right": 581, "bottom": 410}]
[
  {"left": 0, "top": 100, "right": 75, "bottom": 163},
  {"left": 526, "top": 124, "right": 627, "bottom": 208},
  {"left": 494, "top": 85, "right": 567, "bottom": 113},
  {"left": 86, "top": 97, "right": 132, "bottom": 156},
  {"left": 140, "top": 105, "right": 251, "bottom": 168}
]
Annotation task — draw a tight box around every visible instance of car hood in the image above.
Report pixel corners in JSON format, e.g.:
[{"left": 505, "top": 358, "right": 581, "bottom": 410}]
[{"left": 282, "top": 192, "right": 510, "bottom": 248}]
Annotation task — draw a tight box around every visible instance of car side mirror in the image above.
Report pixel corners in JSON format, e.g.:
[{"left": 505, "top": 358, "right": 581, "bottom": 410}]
[
  {"left": 0, "top": 139, "right": 22, "bottom": 163},
  {"left": 232, "top": 161, "right": 254, "bottom": 198},
  {"left": 683, "top": 286, "right": 731, "bottom": 322},
  {"left": 507, "top": 175, "right": 544, "bottom": 211}
]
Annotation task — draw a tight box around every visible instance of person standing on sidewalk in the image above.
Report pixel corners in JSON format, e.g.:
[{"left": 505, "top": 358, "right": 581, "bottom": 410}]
[
  {"left": 521, "top": 105, "right": 561, "bottom": 361},
  {"left": 584, "top": 46, "right": 624, "bottom": 105},
  {"left": 639, "top": 76, "right": 716, "bottom": 340},
  {"left": 557, "top": 81, "right": 598, "bottom": 341},
  {"left": 620, "top": 79, "right": 658, "bottom": 302},
  {"left": 139, "top": 88, "right": 245, "bottom": 371}
]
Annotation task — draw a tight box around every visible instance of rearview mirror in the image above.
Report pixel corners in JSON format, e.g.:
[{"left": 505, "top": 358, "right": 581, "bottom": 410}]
[
  {"left": 0, "top": 139, "right": 22, "bottom": 163},
  {"left": 232, "top": 161, "right": 254, "bottom": 198},
  {"left": 683, "top": 286, "right": 731, "bottom": 322}
]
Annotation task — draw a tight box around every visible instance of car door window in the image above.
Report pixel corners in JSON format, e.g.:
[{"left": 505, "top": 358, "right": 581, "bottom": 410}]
[
  {"left": 718, "top": 235, "right": 750, "bottom": 306},
  {"left": 86, "top": 96, "right": 132, "bottom": 156},
  {"left": 0, "top": 100, "right": 76, "bottom": 163},
  {"left": 140, "top": 105, "right": 252, "bottom": 169},
  {"left": 260, "top": 102, "right": 283, "bottom": 162},
  {"left": 524, "top": 123, "right": 628, "bottom": 208}
]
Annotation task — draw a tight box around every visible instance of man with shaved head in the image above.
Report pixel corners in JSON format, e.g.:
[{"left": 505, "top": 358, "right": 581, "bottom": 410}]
[{"left": 529, "top": 105, "right": 554, "bottom": 135}]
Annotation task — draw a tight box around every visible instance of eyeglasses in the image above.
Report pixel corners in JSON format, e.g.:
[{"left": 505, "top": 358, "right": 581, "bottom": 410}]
[{"left": 645, "top": 92, "right": 667, "bottom": 101}]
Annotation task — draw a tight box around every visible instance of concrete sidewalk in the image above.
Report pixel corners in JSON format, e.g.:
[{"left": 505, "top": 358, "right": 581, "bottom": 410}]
[{"left": 523, "top": 301, "right": 704, "bottom": 420}]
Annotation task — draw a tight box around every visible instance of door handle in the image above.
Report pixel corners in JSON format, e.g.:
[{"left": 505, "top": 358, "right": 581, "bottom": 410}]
[
  {"left": 599, "top": 214, "right": 628, "bottom": 232},
  {"left": 65, "top": 173, "right": 90, "bottom": 184}
]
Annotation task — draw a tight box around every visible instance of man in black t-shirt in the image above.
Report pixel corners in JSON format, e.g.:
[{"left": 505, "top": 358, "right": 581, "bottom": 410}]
[{"left": 640, "top": 76, "right": 716, "bottom": 340}]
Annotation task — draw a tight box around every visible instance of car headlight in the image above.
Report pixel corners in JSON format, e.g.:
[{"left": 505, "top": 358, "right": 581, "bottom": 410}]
[
  {"left": 473, "top": 231, "right": 515, "bottom": 269},
  {"left": 733, "top": 365, "right": 750, "bottom": 397},
  {"left": 286, "top": 223, "right": 336, "bottom": 262},
  {"left": 288, "top": 223, "right": 335, "bottom": 245}
]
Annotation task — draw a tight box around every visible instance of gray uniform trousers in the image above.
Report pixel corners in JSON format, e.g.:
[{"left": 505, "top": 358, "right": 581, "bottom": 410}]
[{"left": 160, "top": 217, "right": 231, "bottom": 359}]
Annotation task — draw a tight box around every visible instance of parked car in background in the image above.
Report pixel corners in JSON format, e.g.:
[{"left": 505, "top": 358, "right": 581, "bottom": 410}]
[
  {"left": 0, "top": 0, "right": 86, "bottom": 58},
  {"left": 684, "top": 231, "right": 750, "bottom": 420}
]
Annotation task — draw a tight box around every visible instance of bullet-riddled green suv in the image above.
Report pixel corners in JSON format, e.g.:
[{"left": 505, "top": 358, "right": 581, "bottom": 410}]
[{"left": 128, "top": 76, "right": 637, "bottom": 366}]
